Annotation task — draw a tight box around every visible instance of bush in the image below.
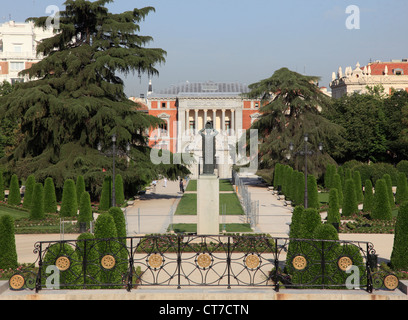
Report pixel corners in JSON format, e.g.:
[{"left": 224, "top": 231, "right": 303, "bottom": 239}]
[
  {"left": 363, "top": 179, "right": 374, "bottom": 214},
  {"left": 43, "top": 177, "right": 58, "bottom": 213},
  {"left": 0, "top": 170, "right": 4, "bottom": 201},
  {"left": 390, "top": 201, "right": 408, "bottom": 270},
  {"left": 75, "top": 233, "right": 100, "bottom": 287},
  {"left": 109, "top": 207, "right": 127, "bottom": 239},
  {"left": 60, "top": 179, "right": 78, "bottom": 217},
  {"left": 307, "top": 175, "right": 319, "bottom": 210},
  {"left": 300, "top": 208, "right": 322, "bottom": 239},
  {"left": 99, "top": 176, "right": 112, "bottom": 211},
  {"left": 327, "top": 189, "right": 340, "bottom": 226},
  {"left": 294, "top": 171, "right": 305, "bottom": 206},
  {"left": 353, "top": 171, "right": 364, "bottom": 203},
  {"left": 23, "top": 175, "right": 36, "bottom": 209},
  {"left": 273, "top": 163, "right": 282, "bottom": 188},
  {"left": 337, "top": 166, "right": 345, "bottom": 190},
  {"left": 78, "top": 192, "right": 93, "bottom": 225},
  {"left": 76, "top": 175, "right": 86, "bottom": 208},
  {"left": 115, "top": 174, "right": 125, "bottom": 206},
  {"left": 396, "top": 172, "right": 408, "bottom": 205},
  {"left": 372, "top": 179, "right": 392, "bottom": 221},
  {"left": 342, "top": 179, "right": 358, "bottom": 217},
  {"left": 396, "top": 160, "right": 408, "bottom": 178},
  {"left": 370, "top": 163, "right": 398, "bottom": 185},
  {"left": 324, "top": 164, "right": 336, "bottom": 190},
  {"left": 8, "top": 174, "right": 21, "bottom": 206},
  {"left": 332, "top": 173, "right": 343, "bottom": 205},
  {"left": 0, "top": 215, "right": 18, "bottom": 269},
  {"left": 30, "top": 183, "right": 45, "bottom": 220}
]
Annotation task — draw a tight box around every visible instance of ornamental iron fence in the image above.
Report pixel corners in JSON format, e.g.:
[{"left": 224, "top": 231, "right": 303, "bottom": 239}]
[{"left": 8, "top": 234, "right": 399, "bottom": 293}]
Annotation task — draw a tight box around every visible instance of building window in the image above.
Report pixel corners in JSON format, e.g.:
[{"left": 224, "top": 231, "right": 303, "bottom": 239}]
[
  {"left": 0, "top": 40, "right": 3, "bottom": 52},
  {"left": 159, "top": 123, "right": 168, "bottom": 136},
  {"left": 11, "top": 78, "right": 24, "bottom": 85},
  {"left": 394, "top": 68, "right": 404, "bottom": 75},
  {"left": 254, "top": 103, "right": 259, "bottom": 108},
  {"left": 161, "top": 102, "right": 166, "bottom": 108},
  {"left": 10, "top": 62, "right": 25, "bottom": 72}
]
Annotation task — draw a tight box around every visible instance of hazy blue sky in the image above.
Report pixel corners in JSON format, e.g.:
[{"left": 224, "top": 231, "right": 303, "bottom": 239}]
[{"left": 2, "top": 0, "right": 408, "bottom": 97}]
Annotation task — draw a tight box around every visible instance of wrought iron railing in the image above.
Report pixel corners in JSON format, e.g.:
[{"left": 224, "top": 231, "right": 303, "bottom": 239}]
[{"left": 8, "top": 235, "right": 399, "bottom": 293}]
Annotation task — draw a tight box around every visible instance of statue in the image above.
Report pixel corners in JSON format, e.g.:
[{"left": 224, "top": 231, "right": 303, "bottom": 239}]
[{"left": 199, "top": 121, "right": 219, "bottom": 175}]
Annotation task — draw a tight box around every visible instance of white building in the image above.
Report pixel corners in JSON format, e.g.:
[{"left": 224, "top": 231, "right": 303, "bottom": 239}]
[
  {"left": 0, "top": 21, "right": 54, "bottom": 84},
  {"left": 330, "top": 60, "right": 408, "bottom": 99}
]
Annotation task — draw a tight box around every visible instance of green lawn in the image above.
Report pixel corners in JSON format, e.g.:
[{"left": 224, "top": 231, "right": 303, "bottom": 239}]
[
  {"left": 0, "top": 205, "right": 29, "bottom": 220},
  {"left": 168, "top": 223, "right": 252, "bottom": 233},
  {"left": 175, "top": 193, "right": 244, "bottom": 215},
  {"left": 185, "top": 179, "right": 234, "bottom": 192}
]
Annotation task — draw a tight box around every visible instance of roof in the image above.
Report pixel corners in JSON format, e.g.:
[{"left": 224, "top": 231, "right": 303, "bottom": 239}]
[
  {"left": 148, "top": 81, "right": 251, "bottom": 98},
  {"left": 366, "top": 61, "right": 408, "bottom": 76}
]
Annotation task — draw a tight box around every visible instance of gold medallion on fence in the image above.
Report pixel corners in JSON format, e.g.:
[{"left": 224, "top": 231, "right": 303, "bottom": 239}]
[
  {"left": 245, "top": 254, "right": 260, "bottom": 269},
  {"left": 383, "top": 274, "right": 399, "bottom": 290},
  {"left": 148, "top": 254, "right": 163, "bottom": 269},
  {"left": 55, "top": 256, "right": 71, "bottom": 271},
  {"left": 338, "top": 256, "right": 353, "bottom": 271},
  {"left": 292, "top": 255, "right": 307, "bottom": 271},
  {"left": 197, "top": 253, "right": 212, "bottom": 269},
  {"left": 101, "top": 255, "right": 116, "bottom": 270},
  {"left": 9, "top": 274, "right": 25, "bottom": 290}
]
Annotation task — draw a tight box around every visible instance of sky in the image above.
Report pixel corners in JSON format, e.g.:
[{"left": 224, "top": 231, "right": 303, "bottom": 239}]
[{"left": 2, "top": 0, "right": 408, "bottom": 97}]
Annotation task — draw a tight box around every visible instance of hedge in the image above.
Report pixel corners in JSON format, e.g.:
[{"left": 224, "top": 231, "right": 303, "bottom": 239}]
[
  {"left": 23, "top": 175, "right": 36, "bottom": 209},
  {"left": 0, "top": 215, "right": 18, "bottom": 269},
  {"left": 60, "top": 179, "right": 78, "bottom": 217},
  {"left": 342, "top": 179, "right": 358, "bottom": 217},
  {"left": 99, "top": 176, "right": 112, "bottom": 211},
  {"left": 8, "top": 174, "right": 21, "bottom": 206},
  {"left": 30, "top": 183, "right": 45, "bottom": 220},
  {"left": 78, "top": 192, "right": 93, "bottom": 225},
  {"left": 396, "top": 172, "right": 408, "bottom": 205},
  {"left": 362, "top": 179, "right": 374, "bottom": 214},
  {"left": 307, "top": 175, "right": 319, "bottom": 210},
  {"left": 44, "top": 177, "right": 58, "bottom": 213},
  {"left": 390, "top": 201, "right": 408, "bottom": 270},
  {"left": 372, "top": 179, "right": 392, "bottom": 221},
  {"left": 327, "top": 188, "right": 340, "bottom": 226}
]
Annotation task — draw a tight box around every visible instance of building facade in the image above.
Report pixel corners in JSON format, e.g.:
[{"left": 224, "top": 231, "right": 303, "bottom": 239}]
[
  {"left": 143, "top": 81, "right": 261, "bottom": 178},
  {"left": 0, "top": 21, "right": 54, "bottom": 84},
  {"left": 330, "top": 59, "right": 408, "bottom": 99}
]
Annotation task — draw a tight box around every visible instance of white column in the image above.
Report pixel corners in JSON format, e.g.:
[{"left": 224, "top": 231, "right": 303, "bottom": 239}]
[
  {"left": 194, "top": 109, "right": 198, "bottom": 134},
  {"left": 185, "top": 109, "right": 190, "bottom": 134},
  {"left": 212, "top": 109, "right": 217, "bottom": 129},
  {"left": 222, "top": 109, "right": 225, "bottom": 133},
  {"left": 204, "top": 109, "right": 208, "bottom": 127},
  {"left": 231, "top": 109, "right": 235, "bottom": 136}
]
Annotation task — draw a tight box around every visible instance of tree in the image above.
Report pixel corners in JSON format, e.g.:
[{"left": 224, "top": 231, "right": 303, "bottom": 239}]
[
  {"left": 43, "top": 177, "right": 58, "bottom": 213},
  {"left": 352, "top": 170, "right": 364, "bottom": 203},
  {"left": 99, "top": 176, "right": 112, "bottom": 211},
  {"left": 0, "top": 0, "right": 187, "bottom": 197},
  {"left": 363, "top": 179, "right": 374, "bottom": 214},
  {"left": 245, "top": 68, "right": 343, "bottom": 176},
  {"left": 23, "top": 175, "right": 36, "bottom": 209},
  {"left": 324, "top": 164, "right": 336, "bottom": 190},
  {"left": 372, "top": 179, "right": 392, "bottom": 221},
  {"left": 307, "top": 175, "right": 319, "bottom": 210},
  {"left": 78, "top": 191, "right": 93, "bottom": 227},
  {"left": 60, "top": 179, "right": 78, "bottom": 217},
  {"left": 342, "top": 178, "right": 358, "bottom": 217},
  {"left": 8, "top": 174, "right": 20, "bottom": 206},
  {"left": 396, "top": 172, "right": 408, "bottom": 205},
  {"left": 30, "top": 183, "right": 45, "bottom": 220},
  {"left": 115, "top": 174, "right": 125, "bottom": 206},
  {"left": 390, "top": 201, "right": 408, "bottom": 270},
  {"left": 76, "top": 175, "right": 86, "bottom": 208},
  {"left": 0, "top": 215, "right": 18, "bottom": 269},
  {"left": 0, "top": 169, "right": 4, "bottom": 202},
  {"left": 327, "top": 188, "right": 340, "bottom": 228},
  {"left": 332, "top": 173, "right": 343, "bottom": 206},
  {"left": 383, "top": 174, "right": 395, "bottom": 209}
]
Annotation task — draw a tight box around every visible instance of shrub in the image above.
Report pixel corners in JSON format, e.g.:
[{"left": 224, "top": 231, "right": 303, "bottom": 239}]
[
  {"left": 44, "top": 177, "right": 58, "bottom": 213},
  {"left": 23, "top": 175, "right": 36, "bottom": 209},
  {"left": 332, "top": 173, "right": 343, "bottom": 205},
  {"left": 289, "top": 206, "right": 304, "bottom": 239},
  {"left": 115, "top": 174, "right": 125, "bottom": 206},
  {"left": 109, "top": 207, "right": 127, "bottom": 239},
  {"left": 383, "top": 174, "right": 395, "bottom": 208},
  {"left": 342, "top": 179, "right": 358, "bottom": 217},
  {"left": 372, "top": 179, "right": 392, "bottom": 221},
  {"left": 370, "top": 163, "right": 398, "bottom": 185},
  {"left": 273, "top": 163, "right": 282, "bottom": 188},
  {"left": 327, "top": 188, "right": 340, "bottom": 226},
  {"left": 30, "top": 183, "right": 45, "bottom": 220},
  {"left": 353, "top": 171, "right": 364, "bottom": 203},
  {"left": 60, "top": 179, "right": 78, "bottom": 217},
  {"left": 363, "top": 179, "right": 374, "bottom": 214},
  {"left": 396, "top": 160, "right": 408, "bottom": 178},
  {"left": 337, "top": 166, "right": 345, "bottom": 190},
  {"left": 8, "top": 174, "right": 21, "bottom": 206},
  {"left": 0, "top": 170, "right": 4, "bottom": 201},
  {"left": 99, "top": 176, "right": 112, "bottom": 211},
  {"left": 78, "top": 192, "right": 93, "bottom": 225},
  {"left": 324, "top": 164, "right": 336, "bottom": 190},
  {"left": 0, "top": 215, "right": 18, "bottom": 269},
  {"left": 76, "top": 175, "right": 86, "bottom": 208},
  {"left": 300, "top": 208, "right": 322, "bottom": 239},
  {"left": 390, "top": 201, "right": 408, "bottom": 270},
  {"left": 75, "top": 233, "right": 100, "bottom": 287},
  {"left": 294, "top": 171, "right": 305, "bottom": 206},
  {"left": 396, "top": 172, "right": 408, "bottom": 205},
  {"left": 307, "top": 175, "right": 319, "bottom": 210}
]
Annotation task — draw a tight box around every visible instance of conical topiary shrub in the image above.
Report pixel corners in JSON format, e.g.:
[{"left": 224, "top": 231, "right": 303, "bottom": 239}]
[
  {"left": 372, "top": 179, "right": 392, "bottom": 221},
  {"left": 324, "top": 164, "right": 336, "bottom": 190},
  {"left": 307, "top": 175, "right": 319, "bottom": 210},
  {"left": 8, "top": 174, "right": 21, "bottom": 206},
  {"left": 109, "top": 207, "right": 127, "bottom": 239},
  {"left": 342, "top": 178, "right": 358, "bottom": 217},
  {"left": 30, "top": 183, "right": 45, "bottom": 220},
  {"left": 383, "top": 174, "right": 395, "bottom": 209},
  {"left": 44, "top": 177, "right": 58, "bottom": 213},
  {"left": 327, "top": 188, "right": 340, "bottom": 228},
  {"left": 0, "top": 215, "right": 18, "bottom": 269},
  {"left": 363, "top": 179, "right": 374, "bottom": 214},
  {"left": 295, "top": 171, "right": 305, "bottom": 206},
  {"left": 353, "top": 171, "right": 364, "bottom": 203},
  {"left": 395, "top": 173, "right": 408, "bottom": 205},
  {"left": 78, "top": 192, "right": 93, "bottom": 229},
  {"left": 60, "top": 179, "right": 78, "bottom": 217},
  {"left": 115, "top": 174, "right": 125, "bottom": 206},
  {"left": 332, "top": 173, "right": 343, "bottom": 205},
  {"left": 0, "top": 170, "right": 4, "bottom": 202},
  {"left": 76, "top": 175, "right": 86, "bottom": 208},
  {"left": 390, "top": 201, "right": 408, "bottom": 270},
  {"left": 23, "top": 175, "right": 36, "bottom": 209},
  {"left": 99, "top": 176, "right": 112, "bottom": 211}
]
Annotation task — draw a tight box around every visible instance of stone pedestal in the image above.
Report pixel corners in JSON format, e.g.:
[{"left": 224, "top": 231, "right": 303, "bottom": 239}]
[{"left": 197, "top": 174, "right": 219, "bottom": 235}]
